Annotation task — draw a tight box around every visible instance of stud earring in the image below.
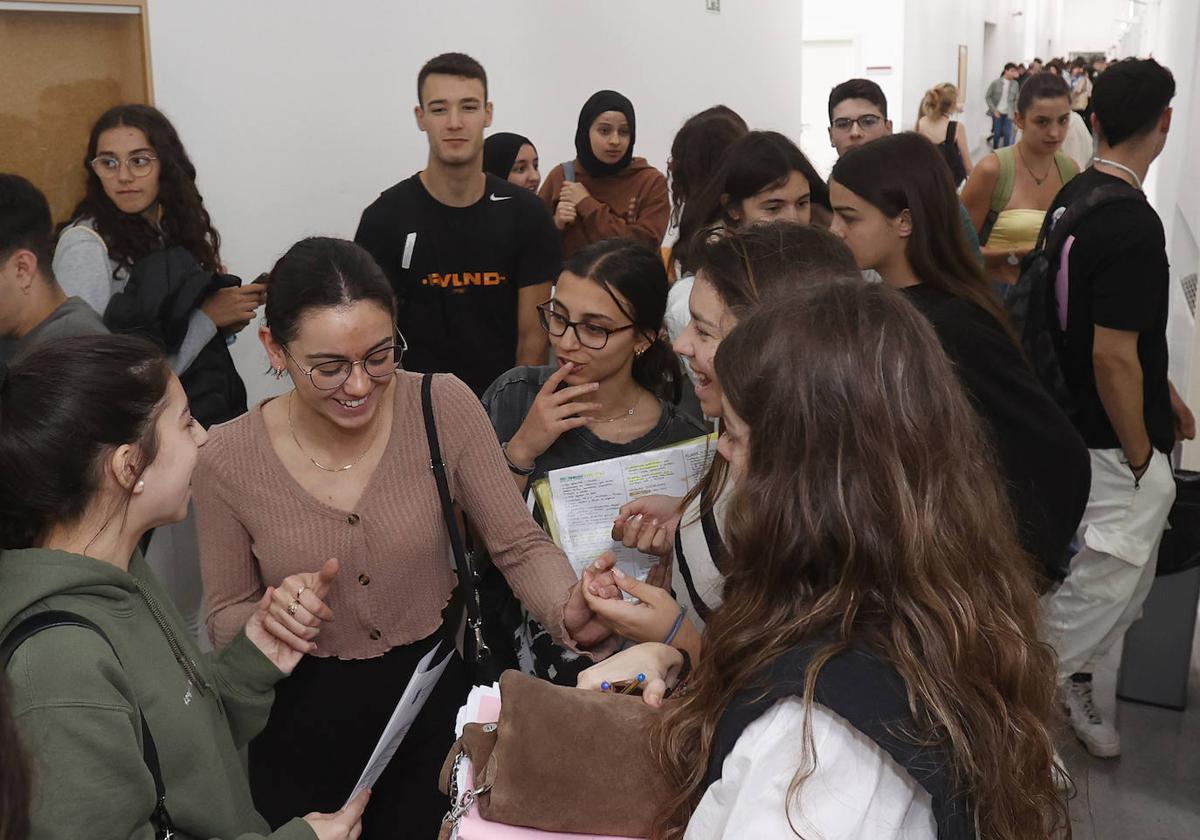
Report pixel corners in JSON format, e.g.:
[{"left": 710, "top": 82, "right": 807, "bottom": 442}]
[
  {"left": 272, "top": 368, "right": 285, "bottom": 380},
  {"left": 135, "top": 480, "right": 145, "bottom": 493}
]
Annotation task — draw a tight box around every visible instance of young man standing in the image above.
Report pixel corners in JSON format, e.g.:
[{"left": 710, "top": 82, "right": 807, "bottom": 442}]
[
  {"left": 355, "top": 53, "right": 560, "bottom": 396},
  {"left": 0, "top": 174, "right": 106, "bottom": 364},
  {"left": 827, "top": 78, "right": 892, "bottom": 159},
  {"left": 985, "top": 63, "right": 1021, "bottom": 148},
  {"left": 1041, "top": 58, "right": 1192, "bottom": 758}
]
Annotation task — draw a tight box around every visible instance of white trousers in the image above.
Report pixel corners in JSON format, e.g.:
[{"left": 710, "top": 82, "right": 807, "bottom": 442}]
[{"left": 1040, "top": 448, "right": 1175, "bottom": 683}]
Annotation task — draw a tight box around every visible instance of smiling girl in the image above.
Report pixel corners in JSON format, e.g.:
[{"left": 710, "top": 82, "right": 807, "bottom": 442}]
[
  {"left": 193, "top": 237, "right": 614, "bottom": 838},
  {"left": 539, "top": 90, "right": 670, "bottom": 258}
]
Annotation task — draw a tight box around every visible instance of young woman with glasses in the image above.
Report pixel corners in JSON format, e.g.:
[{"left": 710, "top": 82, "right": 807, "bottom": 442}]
[
  {"left": 53, "top": 104, "right": 264, "bottom": 418},
  {"left": 481, "top": 238, "right": 705, "bottom": 683},
  {"left": 193, "top": 237, "right": 618, "bottom": 839}
]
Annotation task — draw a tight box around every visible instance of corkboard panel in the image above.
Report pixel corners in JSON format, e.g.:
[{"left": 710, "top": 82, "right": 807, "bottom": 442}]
[{"left": 0, "top": 8, "right": 150, "bottom": 225}]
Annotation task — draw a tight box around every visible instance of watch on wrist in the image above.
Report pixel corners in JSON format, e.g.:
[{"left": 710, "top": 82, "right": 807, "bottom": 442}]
[{"left": 501, "top": 442, "right": 535, "bottom": 476}]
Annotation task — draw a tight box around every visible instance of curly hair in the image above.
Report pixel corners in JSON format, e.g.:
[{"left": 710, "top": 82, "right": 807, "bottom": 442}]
[
  {"left": 63, "top": 104, "right": 221, "bottom": 271},
  {"left": 654, "top": 283, "right": 1068, "bottom": 839}
]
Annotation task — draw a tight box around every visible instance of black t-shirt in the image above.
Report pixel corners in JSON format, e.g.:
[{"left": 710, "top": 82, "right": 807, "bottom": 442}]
[
  {"left": 482, "top": 365, "right": 707, "bottom": 484},
  {"left": 354, "top": 173, "right": 562, "bottom": 395},
  {"left": 1051, "top": 168, "right": 1173, "bottom": 453},
  {"left": 903, "top": 284, "right": 1090, "bottom": 578}
]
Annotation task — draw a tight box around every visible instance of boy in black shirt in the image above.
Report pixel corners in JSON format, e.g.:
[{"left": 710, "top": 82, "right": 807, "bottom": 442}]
[
  {"left": 354, "top": 53, "right": 560, "bottom": 395},
  {"left": 1040, "top": 58, "right": 1193, "bottom": 758}
]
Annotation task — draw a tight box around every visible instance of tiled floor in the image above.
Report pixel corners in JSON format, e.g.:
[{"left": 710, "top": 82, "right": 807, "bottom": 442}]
[{"left": 1062, "top": 611, "right": 1200, "bottom": 839}]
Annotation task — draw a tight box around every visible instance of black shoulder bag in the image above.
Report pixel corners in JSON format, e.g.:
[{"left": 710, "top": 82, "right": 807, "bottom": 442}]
[
  {"left": 1, "top": 610, "right": 176, "bottom": 839},
  {"left": 420, "top": 374, "right": 503, "bottom": 686}
]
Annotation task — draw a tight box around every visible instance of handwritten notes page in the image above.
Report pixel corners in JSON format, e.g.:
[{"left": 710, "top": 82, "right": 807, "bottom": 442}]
[{"left": 537, "top": 435, "right": 715, "bottom": 579}]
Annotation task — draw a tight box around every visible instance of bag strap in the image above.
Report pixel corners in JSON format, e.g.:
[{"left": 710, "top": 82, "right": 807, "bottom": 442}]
[
  {"left": 946, "top": 120, "right": 957, "bottom": 144},
  {"left": 980, "top": 147, "right": 1016, "bottom": 245},
  {"left": 1054, "top": 150, "right": 1080, "bottom": 185},
  {"left": 1, "top": 610, "right": 173, "bottom": 833},
  {"left": 1040, "top": 182, "right": 1145, "bottom": 258},
  {"left": 420, "top": 374, "right": 490, "bottom": 662}
]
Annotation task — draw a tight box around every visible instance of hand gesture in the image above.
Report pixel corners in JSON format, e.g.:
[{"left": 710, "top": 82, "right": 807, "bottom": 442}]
[
  {"left": 1170, "top": 382, "right": 1196, "bottom": 441},
  {"left": 202, "top": 284, "right": 267, "bottom": 334},
  {"left": 612, "top": 494, "right": 684, "bottom": 560},
  {"left": 577, "top": 642, "right": 684, "bottom": 708},
  {"left": 554, "top": 199, "right": 577, "bottom": 230},
  {"left": 559, "top": 180, "right": 590, "bottom": 205},
  {"left": 564, "top": 552, "right": 621, "bottom": 649},
  {"left": 303, "top": 788, "right": 370, "bottom": 840},
  {"left": 245, "top": 558, "right": 339, "bottom": 673},
  {"left": 505, "top": 363, "right": 602, "bottom": 468},
  {"left": 582, "top": 566, "right": 685, "bottom": 646}
]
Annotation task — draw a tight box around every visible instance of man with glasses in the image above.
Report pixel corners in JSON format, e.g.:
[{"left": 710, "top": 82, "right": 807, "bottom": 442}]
[
  {"left": 0, "top": 174, "right": 106, "bottom": 364},
  {"left": 355, "top": 52, "right": 562, "bottom": 396},
  {"left": 827, "top": 78, "right": 893, "bottom": 158}
]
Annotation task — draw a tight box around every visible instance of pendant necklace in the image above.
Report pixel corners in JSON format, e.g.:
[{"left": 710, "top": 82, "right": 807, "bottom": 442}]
[
  {"left": 288, "top": 392, "right": 380, "bottom": 472},
  {"left": 590, "top": 391, "right": 642, "bottom": 424},
  {"left": 1017, "top": 145, "right": 1053, "bottom": 186}
]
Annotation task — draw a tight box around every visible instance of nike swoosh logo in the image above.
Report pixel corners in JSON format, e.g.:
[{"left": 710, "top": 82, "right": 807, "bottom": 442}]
[{"left": 489, "top": 194, "right": 513, "bottom": 201}]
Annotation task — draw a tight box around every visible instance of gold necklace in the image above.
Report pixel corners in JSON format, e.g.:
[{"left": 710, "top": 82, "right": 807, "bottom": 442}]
[
  {"left": 1017, "top": 145, "right": 1053, "bottom": 186},
  {"left": 287, "top": 392, "right": 381, "bottom": 472},
  {"left": 588, "top": 390, "right": 644, "bottom": 424}
]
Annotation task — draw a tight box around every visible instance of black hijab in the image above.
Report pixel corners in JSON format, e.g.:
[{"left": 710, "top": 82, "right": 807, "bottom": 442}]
[
  {"left": 483, "top": 132, "right": 534, "bottom": 180},
  {"left": 574, "top": 90, "right": 636, "bottom": 177}
]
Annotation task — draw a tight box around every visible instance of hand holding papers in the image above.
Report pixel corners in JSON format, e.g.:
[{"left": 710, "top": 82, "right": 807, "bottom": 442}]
[
  {"left": 532, "top": 435, "right": 715, "bottom": 581},
  {"left": 345, "top": 642, "right": 453, "bottom": 806}
]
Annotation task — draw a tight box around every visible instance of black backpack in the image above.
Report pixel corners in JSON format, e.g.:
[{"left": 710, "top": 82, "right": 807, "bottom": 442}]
[{"left": 999, "top": 181, "right": 1145, "bottom": 416}]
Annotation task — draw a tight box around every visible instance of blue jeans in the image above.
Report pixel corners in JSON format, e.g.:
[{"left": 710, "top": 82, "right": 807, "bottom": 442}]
[{"left": 991, "top": 113, "right": 1014, "bottom": 148}]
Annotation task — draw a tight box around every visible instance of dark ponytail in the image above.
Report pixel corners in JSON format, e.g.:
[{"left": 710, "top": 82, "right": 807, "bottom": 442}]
[
  {"left": 0, "top": 335, "right": 171, "bottom": 549},
  {"left": 562, "top": 239, "right": 683, "bottom": 405}
]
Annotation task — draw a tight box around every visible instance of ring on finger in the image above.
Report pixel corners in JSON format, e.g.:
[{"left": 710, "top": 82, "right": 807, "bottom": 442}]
[
  {"left": 287, "top": 600, "right": 299, "bottom": 616},
  {"left": 295, "top": 585, "right": 307, "bottom": 600}
]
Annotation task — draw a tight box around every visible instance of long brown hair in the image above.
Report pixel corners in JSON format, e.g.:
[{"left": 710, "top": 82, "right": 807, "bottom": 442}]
[
  {"left": 63, "top": 104, "right": 222, "bottom": 271},
  {"left": 655, "top": 282, "right": 1067, "bottom": 839},
  {"left": 680, "top": 222, "right": 860, "bottom": 520},
  {"left": 830, "top": 132, "right": 1019, "bottom": 347}
]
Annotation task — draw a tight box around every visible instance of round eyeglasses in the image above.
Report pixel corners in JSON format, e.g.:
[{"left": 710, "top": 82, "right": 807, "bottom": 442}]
[
  {"left": 90, "top": 153, "right": 159, "bottom": 179},
  {"left": 536, "top": 302, "right": 635, "bottom": 350},
  {"left": 282, "top": 334, "right": 407, "bottom": 391}
]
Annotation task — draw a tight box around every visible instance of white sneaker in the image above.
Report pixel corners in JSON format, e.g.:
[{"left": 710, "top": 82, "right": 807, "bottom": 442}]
[{"left": 1063, "top": 676, "right": 1120, "bottom": 758}]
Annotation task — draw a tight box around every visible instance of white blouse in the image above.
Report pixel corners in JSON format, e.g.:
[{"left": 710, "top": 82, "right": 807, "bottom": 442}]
[{"left": 686, "top": 698, "right": 936, "bottom": 839}]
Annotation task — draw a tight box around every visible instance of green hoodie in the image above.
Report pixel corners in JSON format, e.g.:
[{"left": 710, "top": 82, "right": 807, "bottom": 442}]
[{"left": 0, "top": 547, "right": 315, "bottom": 840}]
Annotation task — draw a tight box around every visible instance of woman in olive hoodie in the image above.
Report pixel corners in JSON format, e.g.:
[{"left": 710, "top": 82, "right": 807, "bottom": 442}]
[
  {"left": 0, "top": 336, "right": 365, "bottom": 840},
  {"left": 539, "top": 89, "right": 670, "bottom": 258}
]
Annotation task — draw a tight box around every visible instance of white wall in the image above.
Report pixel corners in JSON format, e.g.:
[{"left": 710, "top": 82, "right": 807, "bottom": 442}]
[
  {"left": 144, "top": 0, "right": 805, "bottom": 405},
  {"left": 1045, "top": 0, "right": 1122, "bottom": 58}
]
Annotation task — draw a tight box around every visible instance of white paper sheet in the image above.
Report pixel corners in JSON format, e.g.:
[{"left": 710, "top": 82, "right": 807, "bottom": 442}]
[
  {"left": 345, "top": 642, "right": 453, "bottom": 806},
  {"left": 545, "top": 437, "right": 715, "bottom": 580}
]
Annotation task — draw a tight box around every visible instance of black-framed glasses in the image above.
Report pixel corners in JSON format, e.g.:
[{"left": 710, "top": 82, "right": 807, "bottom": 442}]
[
  {"left": 282, "top": 332, "right": 408, "bottom": 390},
  {"left": 830, "top": 114, "right": 884, "bottom": 132},
  {"left": 90, "top": 153, "right": 159, "bottom": 179},
  {"left": 536, "top": 302, "right": 635, "bottom": 350}
]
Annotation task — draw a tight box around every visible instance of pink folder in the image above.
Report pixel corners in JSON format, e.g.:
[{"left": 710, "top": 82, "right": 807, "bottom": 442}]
[{"left": 457, "top": 697, "right": 631, "bottom": 840}]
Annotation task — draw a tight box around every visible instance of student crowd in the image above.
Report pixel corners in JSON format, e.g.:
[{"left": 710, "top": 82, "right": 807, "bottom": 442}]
[{"left": 0, "top": 49, "right": 1188, "bottom": 840}]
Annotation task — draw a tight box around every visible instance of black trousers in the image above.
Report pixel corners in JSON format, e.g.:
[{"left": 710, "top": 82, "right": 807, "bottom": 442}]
[{"left": 250, "top": 629, "right": 469, "bottom": 840}]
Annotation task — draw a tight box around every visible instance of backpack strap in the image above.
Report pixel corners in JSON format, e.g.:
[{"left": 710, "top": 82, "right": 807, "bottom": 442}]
[
  {"left": 1041, "top": 182, "right": 1144, "bottom": 259},
  {"left": 1, "top": 610, "right": 174, "bottom": 836},
  {"left": 979, "top": 147, "right": 1016, "bottom": 245},
  {"left": 945, "top": 120, "right": 957, "bottom": 145},
  {"left": 1054, "top": 151, "right": 1080, "bottom": 185}
]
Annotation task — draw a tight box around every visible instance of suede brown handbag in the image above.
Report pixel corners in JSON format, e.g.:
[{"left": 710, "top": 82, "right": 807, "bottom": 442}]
[{"left": 439, "top": 670, "right": 671, "bottom": 837}]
